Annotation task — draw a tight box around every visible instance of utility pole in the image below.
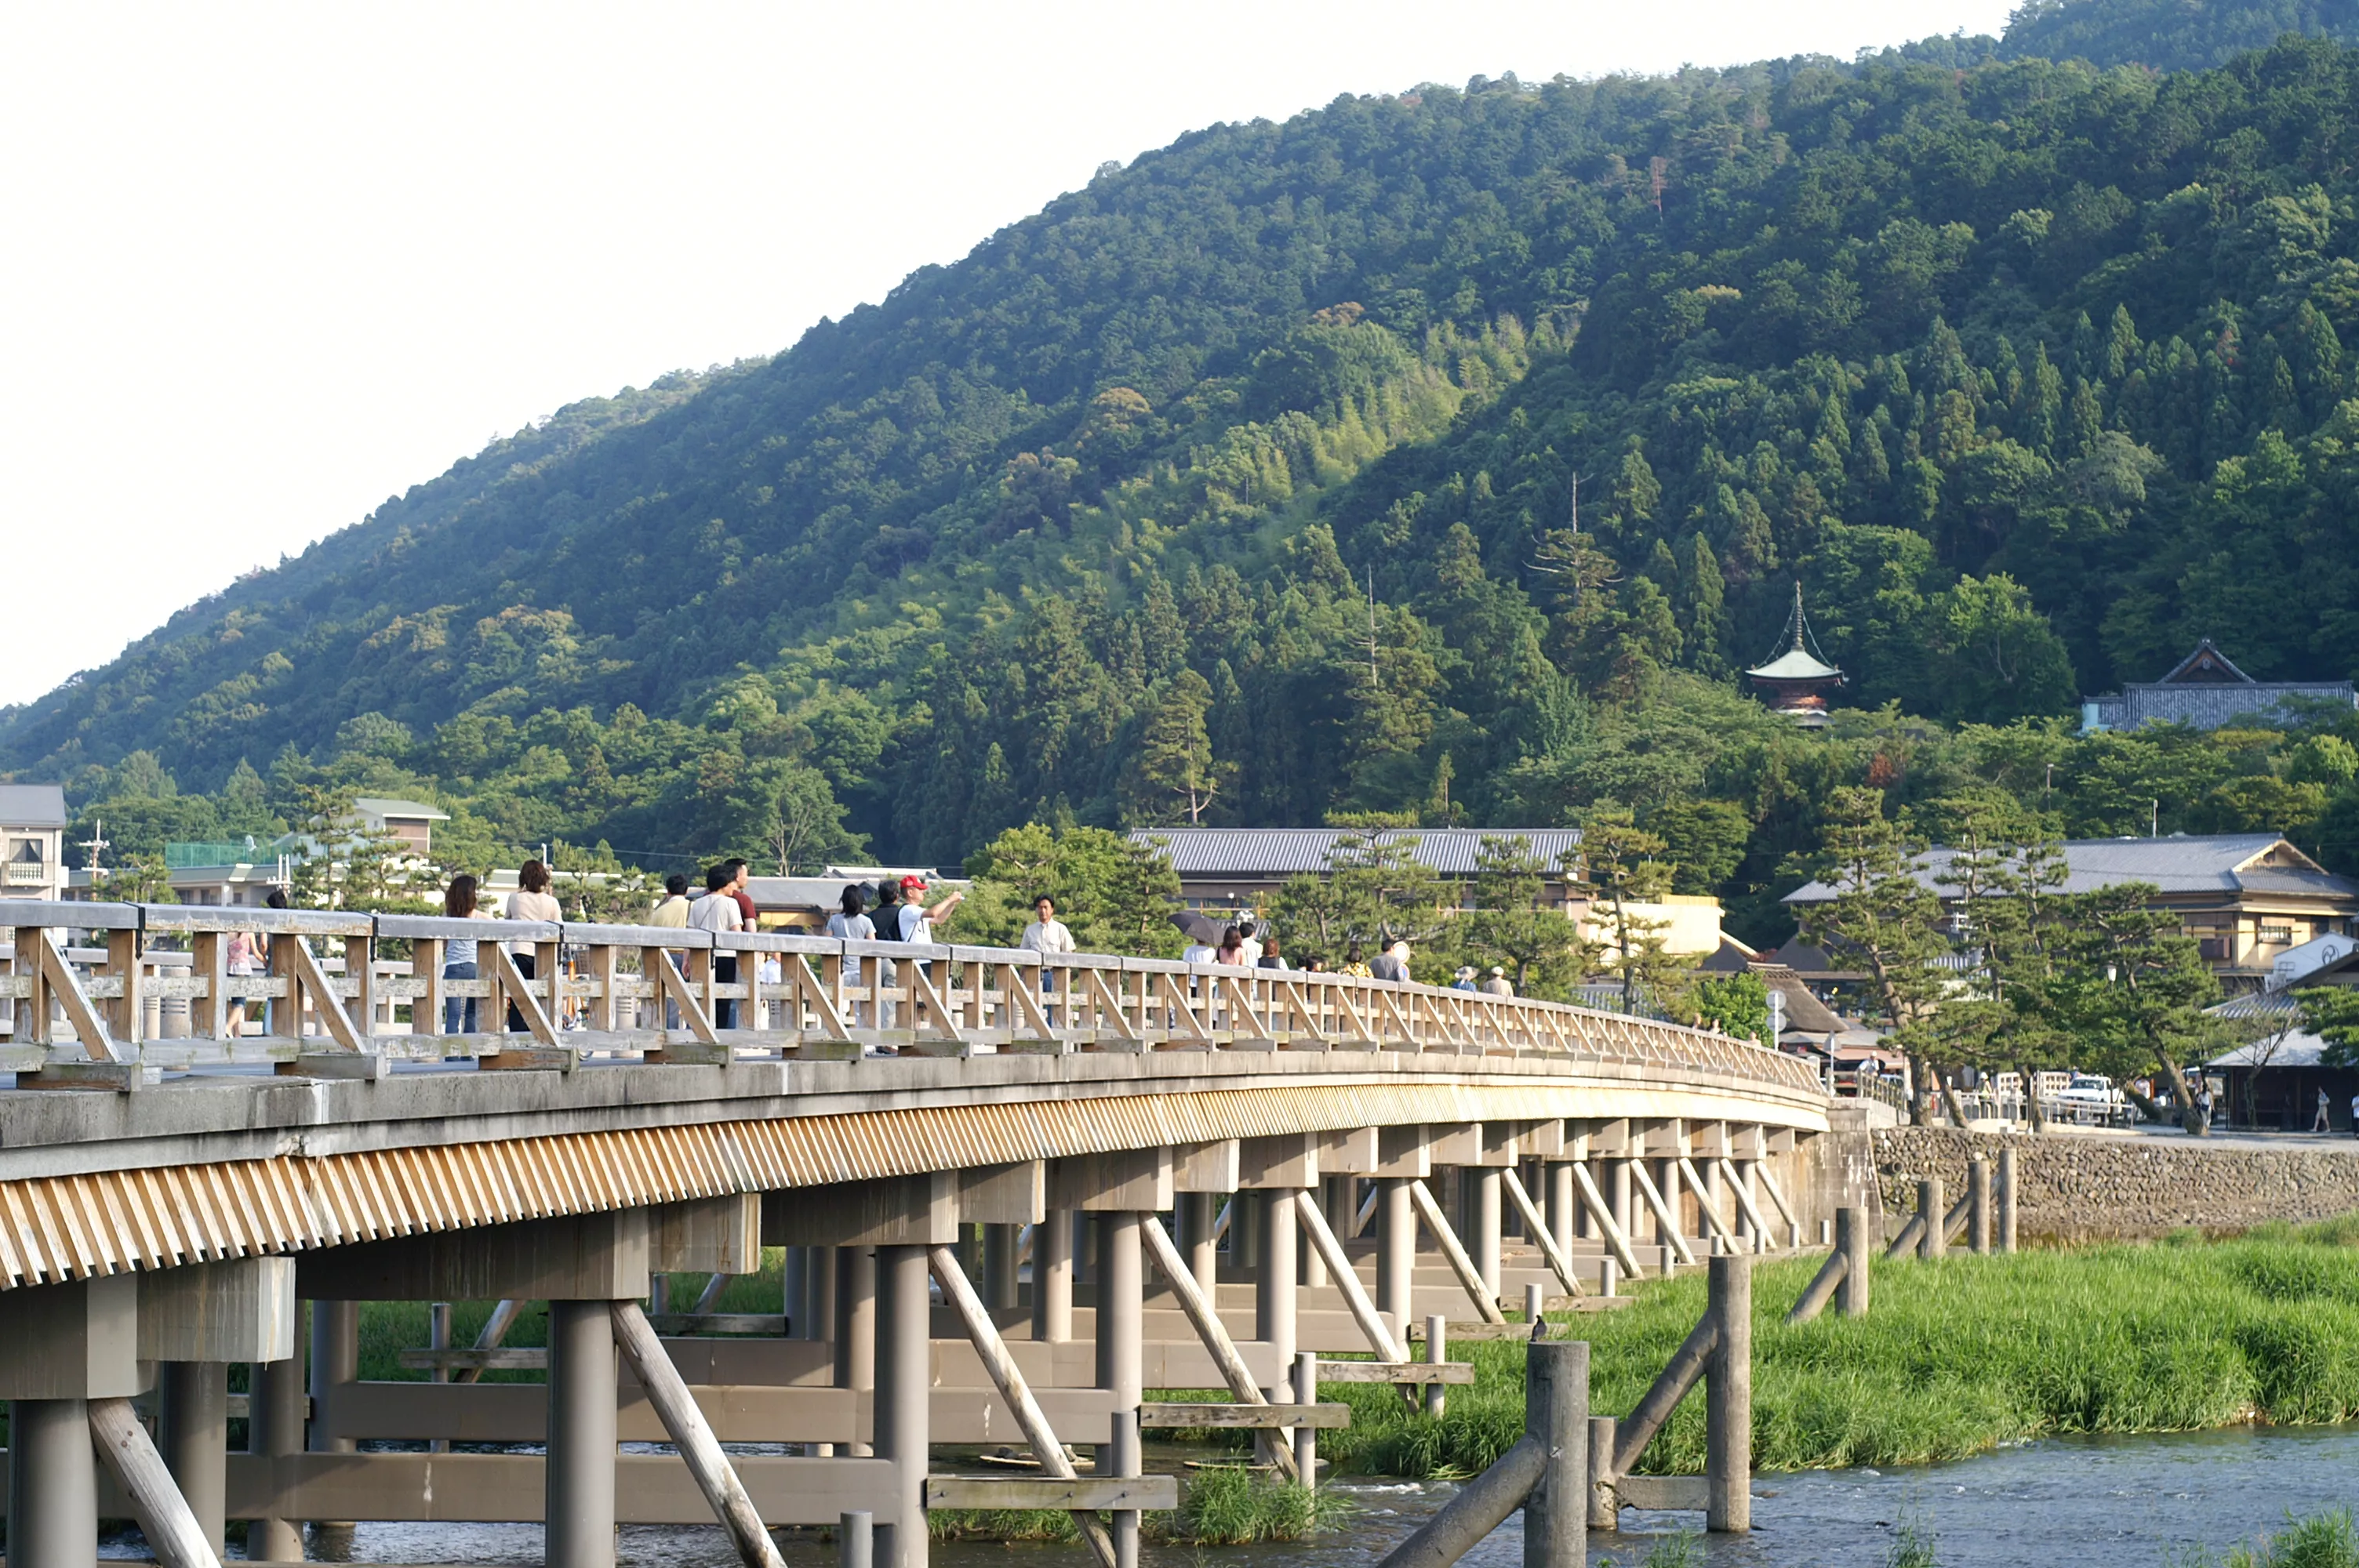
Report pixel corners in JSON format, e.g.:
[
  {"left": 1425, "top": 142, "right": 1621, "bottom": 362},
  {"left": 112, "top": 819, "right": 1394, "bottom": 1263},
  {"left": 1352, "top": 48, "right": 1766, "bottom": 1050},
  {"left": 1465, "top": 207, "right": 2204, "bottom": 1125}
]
[{"left": 78, "top": 819, "right": 109, "bottom": 874}]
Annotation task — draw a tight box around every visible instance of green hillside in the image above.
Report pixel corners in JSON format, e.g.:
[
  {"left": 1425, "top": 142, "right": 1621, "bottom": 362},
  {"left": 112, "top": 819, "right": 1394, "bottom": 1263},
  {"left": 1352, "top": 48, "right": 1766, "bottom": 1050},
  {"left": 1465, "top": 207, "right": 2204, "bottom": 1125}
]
[
  {"left": 2000, "top": 0, "right": 2359, "bottom": 71},
  {"left": 21, "top": 31, "right": 2359, "bottom": 935}
]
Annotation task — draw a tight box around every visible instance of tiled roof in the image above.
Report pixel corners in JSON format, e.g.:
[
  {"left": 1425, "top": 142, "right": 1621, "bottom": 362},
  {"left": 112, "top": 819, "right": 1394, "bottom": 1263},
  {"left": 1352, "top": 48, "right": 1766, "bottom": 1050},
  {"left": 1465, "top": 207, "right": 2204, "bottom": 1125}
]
[
  {"left": 0, "top": 786, "right": 68, "bottom": 829},
  {"left": 1783, "top": 834, "right": 2357, "bottom": 904},
  {"left": 1129, "top": 827, "right": 1583, "bottom": 877}
]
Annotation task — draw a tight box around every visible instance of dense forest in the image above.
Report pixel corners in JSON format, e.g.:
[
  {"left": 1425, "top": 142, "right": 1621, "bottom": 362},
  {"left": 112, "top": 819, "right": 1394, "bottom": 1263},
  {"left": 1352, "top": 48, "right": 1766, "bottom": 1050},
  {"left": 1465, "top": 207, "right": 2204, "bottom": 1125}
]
[{"left": 21, "top": 2, "right": 2359, "bottom": 944}]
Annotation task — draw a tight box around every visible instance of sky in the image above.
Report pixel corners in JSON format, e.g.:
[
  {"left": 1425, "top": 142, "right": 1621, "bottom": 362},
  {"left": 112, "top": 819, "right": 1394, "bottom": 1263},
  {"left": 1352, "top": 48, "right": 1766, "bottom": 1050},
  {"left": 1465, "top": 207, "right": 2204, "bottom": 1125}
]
[{"left": 0, "top": 0, "right": 2018, "bottom": 711}]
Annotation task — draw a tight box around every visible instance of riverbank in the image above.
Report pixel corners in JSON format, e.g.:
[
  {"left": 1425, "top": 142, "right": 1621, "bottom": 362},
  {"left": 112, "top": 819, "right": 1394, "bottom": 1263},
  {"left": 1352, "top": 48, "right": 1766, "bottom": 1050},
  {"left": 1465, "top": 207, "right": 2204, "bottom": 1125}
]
[{"left": 1327, "top": 1214, "right": 2359, "bottom": 1480}]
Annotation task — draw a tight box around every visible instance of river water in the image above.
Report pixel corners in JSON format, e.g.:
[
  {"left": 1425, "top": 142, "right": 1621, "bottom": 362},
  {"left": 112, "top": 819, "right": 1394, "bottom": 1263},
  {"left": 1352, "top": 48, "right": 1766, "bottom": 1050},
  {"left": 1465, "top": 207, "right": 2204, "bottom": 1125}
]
[{"left": 130, "top": 1425, "right": 2359, "bottom": 1565}]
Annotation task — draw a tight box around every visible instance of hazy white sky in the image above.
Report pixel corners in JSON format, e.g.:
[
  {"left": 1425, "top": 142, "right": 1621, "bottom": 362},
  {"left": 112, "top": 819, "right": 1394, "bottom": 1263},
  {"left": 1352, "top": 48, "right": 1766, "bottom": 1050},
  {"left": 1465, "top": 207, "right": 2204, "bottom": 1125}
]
[{"left": 0, "top": 0, "right": 2016, "bottom": 710}]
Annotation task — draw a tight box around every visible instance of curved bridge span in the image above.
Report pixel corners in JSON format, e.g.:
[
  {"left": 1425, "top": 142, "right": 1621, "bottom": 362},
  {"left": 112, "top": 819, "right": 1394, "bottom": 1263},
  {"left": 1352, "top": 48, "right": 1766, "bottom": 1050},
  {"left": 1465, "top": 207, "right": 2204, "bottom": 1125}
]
[{"left": 0, "top": 901, "right": 1851, "bottom": 1568}]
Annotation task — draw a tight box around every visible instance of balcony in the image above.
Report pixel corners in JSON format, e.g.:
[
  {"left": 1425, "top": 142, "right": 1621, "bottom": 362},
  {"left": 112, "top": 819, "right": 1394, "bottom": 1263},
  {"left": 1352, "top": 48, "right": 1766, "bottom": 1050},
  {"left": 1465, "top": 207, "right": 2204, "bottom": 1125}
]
[{"left": 2, "top": 862, "right": 48, "bottom": 887}]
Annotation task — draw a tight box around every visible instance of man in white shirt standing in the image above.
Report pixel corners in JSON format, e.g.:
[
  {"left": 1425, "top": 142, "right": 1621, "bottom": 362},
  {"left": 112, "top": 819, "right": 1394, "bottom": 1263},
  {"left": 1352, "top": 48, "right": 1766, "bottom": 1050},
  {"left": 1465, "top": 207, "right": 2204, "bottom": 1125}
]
[
  {"left": 896, "top": 875, "right": 964, "bottom": 1029},
  {"left": 688, "top": 863, "right": 744, "bottom": 1028},
  {"left": 1021, "top": 895, "right": 1075, "bottom": 1024}
]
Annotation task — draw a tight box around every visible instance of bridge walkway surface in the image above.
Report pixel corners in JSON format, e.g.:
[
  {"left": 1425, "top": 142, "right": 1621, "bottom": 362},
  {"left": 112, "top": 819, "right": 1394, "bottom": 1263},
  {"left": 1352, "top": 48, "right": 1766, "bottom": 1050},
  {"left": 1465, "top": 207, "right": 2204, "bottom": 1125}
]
[{"left": 0, "top": 900, "right": 1852, "bottom": 1568}]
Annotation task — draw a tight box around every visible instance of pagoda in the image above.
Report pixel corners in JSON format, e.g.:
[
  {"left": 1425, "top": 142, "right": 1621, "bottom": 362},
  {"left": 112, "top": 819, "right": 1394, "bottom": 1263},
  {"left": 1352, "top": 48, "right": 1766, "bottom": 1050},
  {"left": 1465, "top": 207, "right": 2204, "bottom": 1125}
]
[{"left": 1747, "top": 583, "right": 1845, "bottom": 728}]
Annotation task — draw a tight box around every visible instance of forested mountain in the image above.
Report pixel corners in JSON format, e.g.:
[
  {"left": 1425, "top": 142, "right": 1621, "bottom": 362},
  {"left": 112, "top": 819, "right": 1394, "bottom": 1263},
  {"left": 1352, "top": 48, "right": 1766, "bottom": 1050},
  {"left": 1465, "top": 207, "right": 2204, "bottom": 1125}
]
[
  {"left": 22, "top": 22, "right": 2359, "bottom": 939},
  {"left": 1999, "top": 0, "right": 2359, "bottom": 71}
]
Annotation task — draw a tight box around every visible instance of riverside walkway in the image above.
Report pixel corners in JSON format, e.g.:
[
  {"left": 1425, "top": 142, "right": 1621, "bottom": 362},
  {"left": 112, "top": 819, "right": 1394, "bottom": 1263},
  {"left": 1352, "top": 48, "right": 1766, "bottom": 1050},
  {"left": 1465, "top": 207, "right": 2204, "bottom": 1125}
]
[{"left": 0, "top": 899, "right": 1839, "bottom": 1568}]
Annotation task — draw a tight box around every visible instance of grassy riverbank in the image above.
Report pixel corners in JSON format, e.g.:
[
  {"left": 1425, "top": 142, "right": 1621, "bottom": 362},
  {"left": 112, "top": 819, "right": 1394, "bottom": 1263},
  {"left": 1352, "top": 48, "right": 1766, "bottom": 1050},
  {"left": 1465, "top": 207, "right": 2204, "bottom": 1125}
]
[{"left": 1325, "top": 1215, "right": 2359, "bottom": 1479}]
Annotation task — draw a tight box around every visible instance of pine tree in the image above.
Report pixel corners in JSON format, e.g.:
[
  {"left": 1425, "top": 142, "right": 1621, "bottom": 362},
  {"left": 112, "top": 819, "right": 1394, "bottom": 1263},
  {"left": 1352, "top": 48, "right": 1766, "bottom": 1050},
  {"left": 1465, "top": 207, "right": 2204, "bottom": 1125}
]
[{"left": 1121, "top": 670, "right": 1232, "bottom": 826}]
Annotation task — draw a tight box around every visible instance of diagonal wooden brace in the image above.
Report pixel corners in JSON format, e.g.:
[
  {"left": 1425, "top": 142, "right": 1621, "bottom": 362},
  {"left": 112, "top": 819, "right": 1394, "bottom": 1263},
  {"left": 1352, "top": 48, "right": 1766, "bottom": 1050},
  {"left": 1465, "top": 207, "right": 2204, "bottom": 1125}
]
[
  {"left": 1499, "top": 1165, "right": 1587, "bottom": 1300},
  {"left": 1408, "top": 1178, "right": 1507, "bottom": 1324},
  {"left": 649, "top": 949, "right": 721, "bottom": 1044},
  {"left": 492, "top": 945, "right": 560, "bottom": 1046},
  {"left": 287, "top": 938, "right": 368, "bottom": 1053},
  {"left": 35, "top": 928, "right": 131, "bottom": 1062}
]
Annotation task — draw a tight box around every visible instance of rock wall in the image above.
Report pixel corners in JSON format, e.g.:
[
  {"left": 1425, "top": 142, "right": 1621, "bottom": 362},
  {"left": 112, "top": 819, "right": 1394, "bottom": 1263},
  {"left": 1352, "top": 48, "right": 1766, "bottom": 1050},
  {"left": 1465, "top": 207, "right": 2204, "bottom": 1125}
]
[{"left": 1871, "top": 1127, "right": 2359, "bottom": 1240}]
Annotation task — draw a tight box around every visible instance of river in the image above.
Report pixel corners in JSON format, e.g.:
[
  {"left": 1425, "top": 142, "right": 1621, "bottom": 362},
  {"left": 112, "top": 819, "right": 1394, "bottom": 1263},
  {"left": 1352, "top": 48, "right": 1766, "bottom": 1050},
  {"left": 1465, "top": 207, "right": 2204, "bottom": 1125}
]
[{"left": 128, "top": 1425, "right": 2359, "bottom": 1565}]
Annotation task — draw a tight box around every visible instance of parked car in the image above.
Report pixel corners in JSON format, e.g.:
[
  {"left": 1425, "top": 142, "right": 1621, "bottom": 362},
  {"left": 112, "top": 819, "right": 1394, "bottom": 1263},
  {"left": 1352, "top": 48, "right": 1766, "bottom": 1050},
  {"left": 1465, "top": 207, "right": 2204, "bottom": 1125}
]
[{"left": 2050, "top": 1074, "right": 2125, "bottom": 1109}]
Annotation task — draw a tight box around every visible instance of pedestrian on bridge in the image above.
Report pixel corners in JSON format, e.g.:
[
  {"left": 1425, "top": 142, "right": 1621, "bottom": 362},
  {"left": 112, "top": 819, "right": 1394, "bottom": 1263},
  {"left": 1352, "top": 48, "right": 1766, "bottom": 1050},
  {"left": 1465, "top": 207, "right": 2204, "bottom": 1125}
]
[
  {"left": 1481, "top": 965, "right": 1516, "bottom": 999},
  {"left": 828, "top": 886, "right": 878, "bottom": 1025},
  {"left": 649, "top": 874, "right": 690, "bottom": 928},
  {"left": 648, "top": 874, "right": 691, "bottom": 1029},
  {"left": 1369, "top": 938, "right": 1410, "bottom": 982},
  {"left": 441, "top": 875, "right": 493, "bottom": 1035},
  {"left": 1021, "top": 895, "right": 1074, "bottom": 1022},
  {"left": 501, "top": 861, "right": 562, "bottom": 1032},
  {"left": 689, "top": 862, "right": 747, "bottom": 1028},
  {"left": 1256, "top": 935, "right": 1288, "bottom": 971}
]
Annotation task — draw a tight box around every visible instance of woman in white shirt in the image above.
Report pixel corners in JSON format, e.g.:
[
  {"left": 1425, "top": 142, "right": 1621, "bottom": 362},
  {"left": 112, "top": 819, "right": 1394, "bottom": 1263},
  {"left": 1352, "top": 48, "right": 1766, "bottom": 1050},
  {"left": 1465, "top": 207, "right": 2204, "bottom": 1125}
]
[{"left": 500, "top": 860, "right": 563, "bottom": 1031}]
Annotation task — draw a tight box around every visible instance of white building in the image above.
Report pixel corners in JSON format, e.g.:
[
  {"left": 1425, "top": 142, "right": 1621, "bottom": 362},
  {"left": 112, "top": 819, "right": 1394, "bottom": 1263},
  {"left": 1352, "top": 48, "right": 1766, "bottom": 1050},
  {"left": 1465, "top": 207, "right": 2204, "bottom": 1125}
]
[{"left": 0, "top": 786, "right": 69, "bottom": 902}]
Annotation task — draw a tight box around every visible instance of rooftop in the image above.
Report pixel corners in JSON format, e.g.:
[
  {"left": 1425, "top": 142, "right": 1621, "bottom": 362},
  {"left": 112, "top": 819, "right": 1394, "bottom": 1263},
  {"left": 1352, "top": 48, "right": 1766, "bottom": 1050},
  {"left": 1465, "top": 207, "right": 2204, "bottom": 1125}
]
[
  {"left": 1746, "top": 647, "right": 1844, "bottom": 682},
  {"left": 1783, "top": 833, "right": 2359, "bottom": 906},
  {"left": 1129, "top": 826, "right": 1584, "bottom": 877},
  {"left": 352, "top": 797, "right": 449, "bottom": 823},
  {"left": 0, "top": 786, "right": 69, "bottom": 830}
]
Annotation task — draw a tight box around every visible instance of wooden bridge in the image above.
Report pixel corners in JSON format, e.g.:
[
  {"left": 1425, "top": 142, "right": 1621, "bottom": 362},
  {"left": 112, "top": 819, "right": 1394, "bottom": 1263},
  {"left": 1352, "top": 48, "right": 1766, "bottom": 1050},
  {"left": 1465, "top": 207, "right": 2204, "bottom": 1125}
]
[{"left": 0, "top": 900, "right": 1850, "bottom": 1568}]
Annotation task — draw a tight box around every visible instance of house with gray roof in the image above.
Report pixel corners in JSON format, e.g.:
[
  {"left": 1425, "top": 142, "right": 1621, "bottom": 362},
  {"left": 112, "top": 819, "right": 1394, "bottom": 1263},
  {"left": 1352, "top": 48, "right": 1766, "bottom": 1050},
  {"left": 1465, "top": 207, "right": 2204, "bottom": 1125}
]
[
  {"left": 1129, "top": 826, "right": 1587, "bottom": 910},
  {"left": 2081, "top": 640, "right": 2354, "bottom": 732},
  {"left": 1784, "top": 832, "right": 2359, "bottom": 989},
  {"left": 0, "top": 785, "right": 70, "bottom": 902}
]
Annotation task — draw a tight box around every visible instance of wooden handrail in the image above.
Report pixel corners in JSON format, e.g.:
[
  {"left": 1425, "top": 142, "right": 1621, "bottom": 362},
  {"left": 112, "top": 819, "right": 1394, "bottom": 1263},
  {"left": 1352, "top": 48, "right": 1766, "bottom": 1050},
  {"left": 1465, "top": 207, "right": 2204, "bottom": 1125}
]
[{"left": 0, "top": 899, "right": 1823, "bottom": 1093}]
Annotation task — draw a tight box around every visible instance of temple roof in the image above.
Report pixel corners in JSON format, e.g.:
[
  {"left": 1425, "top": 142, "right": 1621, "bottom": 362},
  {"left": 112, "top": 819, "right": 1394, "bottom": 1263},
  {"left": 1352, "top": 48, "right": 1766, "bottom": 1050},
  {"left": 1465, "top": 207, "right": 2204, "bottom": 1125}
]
[
  {"left": 1747, "top": 647, "right": 1845, "bottom": 681},
  {"left": 2157, "top": 638, "right": 2255, "bottom": 685}
]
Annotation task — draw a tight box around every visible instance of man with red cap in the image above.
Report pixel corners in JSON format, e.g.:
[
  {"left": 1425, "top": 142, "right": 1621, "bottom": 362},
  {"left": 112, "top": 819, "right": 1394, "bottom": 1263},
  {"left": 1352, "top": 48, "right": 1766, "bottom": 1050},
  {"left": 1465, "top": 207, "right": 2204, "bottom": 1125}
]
[{"left": 893, "top": 873, "right": 964, "bottom": 944}]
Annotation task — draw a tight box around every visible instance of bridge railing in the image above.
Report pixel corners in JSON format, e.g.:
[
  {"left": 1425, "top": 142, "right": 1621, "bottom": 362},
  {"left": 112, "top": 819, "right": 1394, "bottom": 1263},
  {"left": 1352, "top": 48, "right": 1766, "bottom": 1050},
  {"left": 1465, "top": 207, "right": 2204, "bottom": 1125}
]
[{"left": 0, "top": 900, "right": 1820, "bottom": 1093}]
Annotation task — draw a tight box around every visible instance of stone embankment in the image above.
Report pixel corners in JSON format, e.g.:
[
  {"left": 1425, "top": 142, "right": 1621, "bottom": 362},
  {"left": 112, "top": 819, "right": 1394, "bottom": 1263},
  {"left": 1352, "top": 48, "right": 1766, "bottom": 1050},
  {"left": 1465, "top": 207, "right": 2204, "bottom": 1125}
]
[{"left": 1873, "top": 1126, "right": 2359, "bottom": 1240}]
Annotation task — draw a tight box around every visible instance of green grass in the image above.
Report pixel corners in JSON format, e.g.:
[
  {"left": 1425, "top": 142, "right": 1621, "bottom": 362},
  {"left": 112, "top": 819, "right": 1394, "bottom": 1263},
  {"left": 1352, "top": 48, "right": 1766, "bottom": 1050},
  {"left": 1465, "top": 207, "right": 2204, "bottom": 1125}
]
[
  {"left": 1597, "top": 1531, "right": 1703, "bottom": 1567},
  {"left": 1322, "top": 1216, "right": 2359, "bottom": 1479},
  {"left": 928, "top": 1473, "right": 1341, "bottom": 1545},
  {"left": 2198, "top": 1511, "right": 2359, "bottom": 1567},
  {"left": 1169, "top": 1467, "right": 1350, "bottom": 1543}
]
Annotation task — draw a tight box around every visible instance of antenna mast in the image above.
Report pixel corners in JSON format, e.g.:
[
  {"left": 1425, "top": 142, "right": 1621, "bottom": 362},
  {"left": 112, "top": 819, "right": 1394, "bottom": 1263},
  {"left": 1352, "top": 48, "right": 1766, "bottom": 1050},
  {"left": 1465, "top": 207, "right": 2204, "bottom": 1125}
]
[{"left": 79, "top": 818, "right": 109, "bottom": 874}]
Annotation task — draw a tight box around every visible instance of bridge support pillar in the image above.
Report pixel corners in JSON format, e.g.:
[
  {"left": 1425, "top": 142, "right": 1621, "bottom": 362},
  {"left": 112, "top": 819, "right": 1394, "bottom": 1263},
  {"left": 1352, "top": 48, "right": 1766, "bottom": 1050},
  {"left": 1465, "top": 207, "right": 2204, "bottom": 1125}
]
[
  {"left": 1548, "top": 1161, "right": 1576, "bottom": 1255},
  {"left": 0, "top": 1276, "right": 142, "bottom": 1568},
  {"left": 1255, "top": 1191, "right": 1299, "bottom": 1394},
  {"left": 1471, "top": 1167, "right": 1503, "bottom": 1302},
  {"left": 1733, "top": 1160, "right": 1759, "bottom": 1252},
  {"left": 547, "top": 1299, "right": 617, "bottom": 1568},
  {"left": 983, "top": 1223, "right": 1019, "bottom": 1310},
  {"left": 1176, "top": 1194, "right": 1218, "bottom": 1298},
  {"left": 877, "top": 1244, "right": 929, "bottom": 1555},
  {"left": 10, "top": 1399, "right": 95, "bottom": 1568},
  {"left": 250, "top": 1347, "right": 305, "bottom": 1559},
  {"left": 836, "top": 1244, "right": 877, "bottom": 1455},
  {"left": 877, "top": 1244, "right": 931, "bottom": 1568},
  {"left": 1031, "top": 1210, "right": 1074, "bottom": 1343},
  {"left": 307, "top": 1297, "right": 359, "bottom": 1555},
  {"left": 1609, "top": 1158, "right": 1634, "bottom": 1244},
  {"left": 1377, "top": 1178, "right": 1415, "bottom": 1344},
  {"left": 1093, "top": 1210, "right": 1145, "bottom": 1566},
  {"left": 158, "top": 1362, "right": 227, "bottom": 1555}
]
